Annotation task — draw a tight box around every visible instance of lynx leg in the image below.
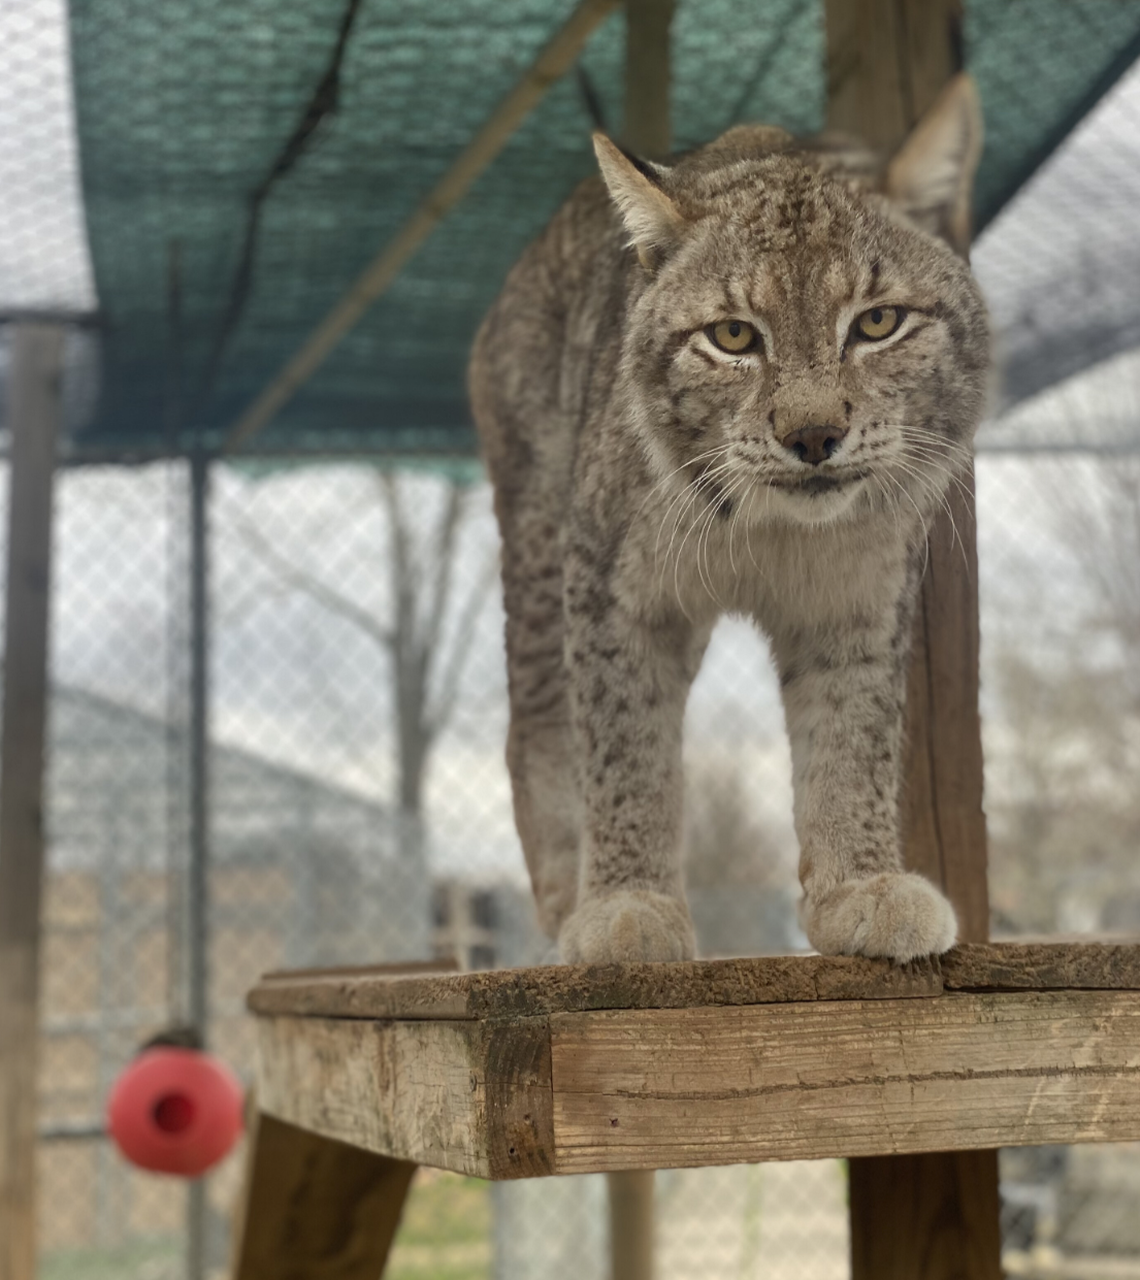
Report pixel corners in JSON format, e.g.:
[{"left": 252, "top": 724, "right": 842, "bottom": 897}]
[
  {"left": 471, "top": 272, "right": 586, "bottom": 939},
  {"left": 559, "top": 564, "right": 712, "bottom": 964},
  {"left": 498, "top": 512, "right": 582, "bottom": 938},
  {"left": 771, "top": 599, "right": 957, "bottom": 963}
]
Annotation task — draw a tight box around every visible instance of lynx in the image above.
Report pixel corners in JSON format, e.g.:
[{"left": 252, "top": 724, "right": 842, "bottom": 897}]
[{"left": 469, "top": 75, "right": 988, "bottom": 965}]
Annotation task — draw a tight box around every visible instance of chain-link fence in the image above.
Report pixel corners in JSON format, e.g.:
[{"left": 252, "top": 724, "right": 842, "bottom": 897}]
[{"left": 3, "top": 0, "right": 1140, "bottom": 1277}]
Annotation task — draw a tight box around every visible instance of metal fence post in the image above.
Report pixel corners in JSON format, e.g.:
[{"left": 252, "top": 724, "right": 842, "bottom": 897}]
[
  {"left": 187, "top": 449, "right": 211, "bottom": 1280},
  {"left": 0, "top": 323, "right": 64, "bottom": 1280}
]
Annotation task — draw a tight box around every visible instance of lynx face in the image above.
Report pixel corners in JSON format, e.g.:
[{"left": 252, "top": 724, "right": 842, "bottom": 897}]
[{"left": 596, "top": 121, "right": 989, "bottom": 529}]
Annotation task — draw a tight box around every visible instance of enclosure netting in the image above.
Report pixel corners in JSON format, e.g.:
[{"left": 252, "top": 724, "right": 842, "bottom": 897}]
[{"left": 3, "top": 0, "right": 1139, "bottom": 456}]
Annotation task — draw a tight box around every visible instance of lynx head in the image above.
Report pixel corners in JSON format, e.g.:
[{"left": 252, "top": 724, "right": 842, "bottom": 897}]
[{"left": 594, "top": 74, "right": 989, "bottom": 527}]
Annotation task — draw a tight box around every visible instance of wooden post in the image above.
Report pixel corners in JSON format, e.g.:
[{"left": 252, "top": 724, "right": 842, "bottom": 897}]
[
  {"left": 0, "top": 324, "right": 64, "bottom": 1280},
  {"left": 609, "top": 7, "right": 677, "bottom": 1276},
  {"left": 623, "top": 0, "right": 675, "bottom": 158},
  {"left": 608, "top": 1169, "right": 655, "bottom": 1280},
  {"left": 823, "top": 3, "right": 1003, "bottom": 1278}
]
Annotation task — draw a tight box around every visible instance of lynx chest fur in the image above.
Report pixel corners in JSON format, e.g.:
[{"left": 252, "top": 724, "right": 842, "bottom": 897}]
[{"left": 470, "top": 76, "right": 989, "bottom": 965}]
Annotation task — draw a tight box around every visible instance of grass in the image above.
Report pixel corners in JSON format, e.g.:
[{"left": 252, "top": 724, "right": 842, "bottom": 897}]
[
  {"left": 38, "top": 1171, "right": 491, "bottom": 1280},
  {"left": 39, "top": 1237, "right": 182, "bottom": 1280},
  {"left": 388, "top": 1170, "right": 492, "bottom": 1280}
]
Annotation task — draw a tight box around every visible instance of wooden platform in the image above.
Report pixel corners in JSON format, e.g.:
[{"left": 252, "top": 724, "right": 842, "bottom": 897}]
[{"left": 248, "top": 941, "right": 1140, "bottom": 1179}]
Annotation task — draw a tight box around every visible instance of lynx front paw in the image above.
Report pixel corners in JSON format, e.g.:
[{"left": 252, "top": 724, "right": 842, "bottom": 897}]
[
  {"left": 801, "top": 872, "right": 957, "bottom": 963},
  {"left": 559, "top": 889, "right": 695, "bottom": 963}
]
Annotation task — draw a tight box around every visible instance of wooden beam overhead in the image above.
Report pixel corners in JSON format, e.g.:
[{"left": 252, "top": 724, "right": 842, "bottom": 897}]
[{"left": 225, "top": 0, "right": 621, "bottom": 453}]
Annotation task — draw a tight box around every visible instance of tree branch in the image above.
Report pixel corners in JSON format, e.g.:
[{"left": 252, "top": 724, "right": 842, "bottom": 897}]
[
  {"left": 421, "top": 483, "right": 464, "bottom": 683},
  {"left": 229, "top": 509, "right": 395, "bottom": 650},
  {"left": 425, "top": 548, "right": 500, "bottom": 740}
]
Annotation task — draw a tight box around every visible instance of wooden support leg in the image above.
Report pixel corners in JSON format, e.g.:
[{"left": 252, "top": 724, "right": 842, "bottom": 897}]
[
  {"left": 611, "top": 1, "right": 674, "bottom": 1266},
  {"left": 850, "top": 1151, "right": 1002, "bottom": 1280},
  {"left": 608, "top": 1169, "right": 654, "bottom": 1280},
  {"left": 230, "top": 1112, "right": 416, "bottom": 1280}
]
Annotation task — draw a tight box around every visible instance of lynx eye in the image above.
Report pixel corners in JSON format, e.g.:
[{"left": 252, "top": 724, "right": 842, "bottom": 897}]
[
  {"left": 708, "top": 320, "right": 758, "bottom": 354},
  {"left": 854, "top": 306, "right": 904, "bottom": 341}
]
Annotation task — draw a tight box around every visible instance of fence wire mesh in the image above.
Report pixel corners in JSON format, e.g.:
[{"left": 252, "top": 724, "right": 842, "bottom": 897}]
[
  {"left": 15, "top": 421, "right": 1140, "bottom": 1280},
  {"left": 1, "top": 0, "right": 1140, "bottom": 1277}
]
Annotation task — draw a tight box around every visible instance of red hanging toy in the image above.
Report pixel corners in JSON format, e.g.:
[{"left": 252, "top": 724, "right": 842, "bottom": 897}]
[{"left": 106, "top": 1029, "right": 244, "bottom": 1177}]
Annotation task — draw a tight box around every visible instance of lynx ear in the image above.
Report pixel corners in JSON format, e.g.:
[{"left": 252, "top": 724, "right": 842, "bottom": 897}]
[
  {"left": 593, "top": 132, "right": 684, "bottom": 268},
  {"left": 886, "top": 73, "right": 983, "bottom": 255}
]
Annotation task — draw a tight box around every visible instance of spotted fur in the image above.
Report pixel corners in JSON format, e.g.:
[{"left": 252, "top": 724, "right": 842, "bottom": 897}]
[{"left": 469, "top": 76, "right": 989, "bottom": 963}]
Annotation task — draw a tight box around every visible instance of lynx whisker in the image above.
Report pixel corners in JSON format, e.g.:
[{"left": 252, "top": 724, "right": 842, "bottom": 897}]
[
  {"left": 647, "top": 446, "right": 732, "bottom": 545},
  {"left": 885, "top": 454, "right": 970, "bottom": 577},
  {"left": 652, "top": 449, "right": 732, "bottom": 575},
  {"left": 664, "top": 463, "right": 736, "bottom": 611},
  {"left": 691, "top": 462, "right": 742, "bottom": 607},
  {"left": 879, "top": 472, "right": 931, "bottom": 581}
]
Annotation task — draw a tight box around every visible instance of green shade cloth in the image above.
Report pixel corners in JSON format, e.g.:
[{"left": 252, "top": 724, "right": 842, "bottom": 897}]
[{"left": 67, "top": 0, "right": 1140, "bottom": 460}]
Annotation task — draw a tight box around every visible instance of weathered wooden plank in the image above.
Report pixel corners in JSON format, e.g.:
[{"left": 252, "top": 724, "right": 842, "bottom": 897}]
[
  {"left": 547, "top": 992, "right": 1140, "bottom": 1174},
  {"left": 249, "top": 943, "right": 1140, "bottom": 1022},
  {"left": 249, "top": 952, "right": 945, "bottom": 1021},
  {"left": 0, "top": 324, "right": 64, "bottom": 1280},
  {"left": 254, "top": 990, "right": 1140, "bottom": 1178},
  {"left": 942, "top": 941, "right": 1140, "bottom": 991},
  {"left": 256, "top": 1014, "right": 554, "bottom": 1180},
  {"left": 230, "top": 1110, "right": 416, "bottom": 1280}
]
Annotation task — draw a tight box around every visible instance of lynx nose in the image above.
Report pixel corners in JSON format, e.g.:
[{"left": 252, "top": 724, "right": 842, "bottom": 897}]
[{"left": 781, "top": 423, "right": 848, "bottom": 466}]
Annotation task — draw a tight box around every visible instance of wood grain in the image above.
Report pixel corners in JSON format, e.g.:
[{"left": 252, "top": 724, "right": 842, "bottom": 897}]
[
  {"left": 249, "top": 942, "right": 1140, "bottom": 1022},
  {"left": 850, "top": 1150, "right": 1002, "bottom": 1280},
  {"left": 253, "top": 987, "right": 1140, "bottom": 1178},
  {"left": 256, "top": 1014, "right": 554, "bottom": 1179},
  {"left": 230, "top": 1111, "right": 416, "bottom": 1280},
  {"left": 941, "top": 941, "right": 1140, "bottom": 992},
  {"left": 249, "top": 952, "right": 945, "bottom": 1021},
  {"left": 0, "top": 325, "right": 63, "bottom": 1280},
  {"left": 548, "top": 991, "right": 1140, "bottom": 1174}
]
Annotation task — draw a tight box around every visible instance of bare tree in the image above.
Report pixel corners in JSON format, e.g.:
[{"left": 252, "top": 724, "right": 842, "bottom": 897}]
[{"left": 230, "top": 469, "right": 498, "bottom": 868}]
